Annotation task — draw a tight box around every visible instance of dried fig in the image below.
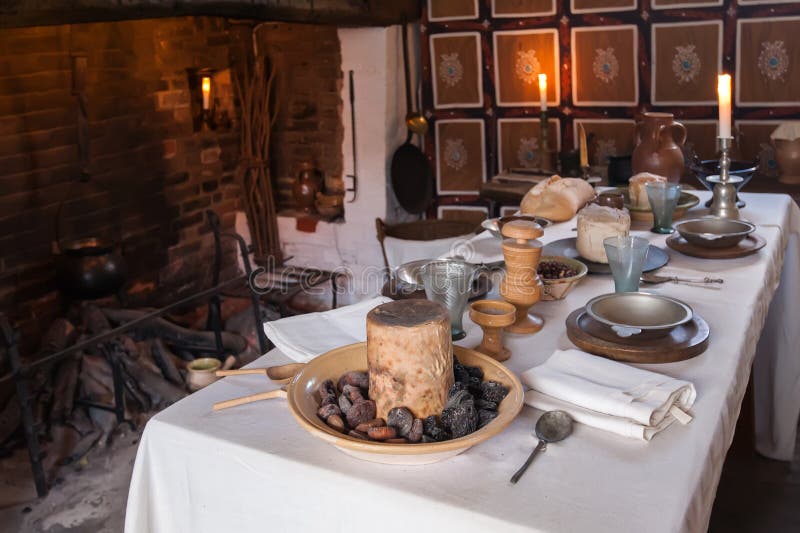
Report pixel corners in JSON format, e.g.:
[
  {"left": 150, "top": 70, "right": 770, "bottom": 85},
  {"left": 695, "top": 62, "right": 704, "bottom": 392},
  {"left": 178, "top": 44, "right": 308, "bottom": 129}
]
[
  {"left": 355, "top": 419, "right": 385, "bottom": 432},
  {"left": 326, "top": 414, "right": 345, "bottom": 432},
  {"left": 346, "top": 399, "right": 376, "bottom": 428},
  {"left": 407, "top": 418, "right": 423, "bottom": 443},
  {"left": 317, "top": 403, "right": 341, "bottom": 420},
  {"left": 387, "top": 407, "right": 414, "bottom": 437},
  {"left": 367, "top": 426, "right": 397, "bottom": 440}
]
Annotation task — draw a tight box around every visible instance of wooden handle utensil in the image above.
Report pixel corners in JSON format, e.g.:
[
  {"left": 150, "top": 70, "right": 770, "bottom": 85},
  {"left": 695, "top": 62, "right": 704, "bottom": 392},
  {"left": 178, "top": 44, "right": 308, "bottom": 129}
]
[{"left": 213, "top": 388, "right": 288, "bottom": 411}]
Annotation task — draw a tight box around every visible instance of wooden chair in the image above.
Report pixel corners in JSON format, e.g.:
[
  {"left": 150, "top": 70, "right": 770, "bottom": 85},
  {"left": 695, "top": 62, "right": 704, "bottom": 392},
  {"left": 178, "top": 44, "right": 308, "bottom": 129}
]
[{"left": 375, "top": 218, "right": 480, "bottom": 270}]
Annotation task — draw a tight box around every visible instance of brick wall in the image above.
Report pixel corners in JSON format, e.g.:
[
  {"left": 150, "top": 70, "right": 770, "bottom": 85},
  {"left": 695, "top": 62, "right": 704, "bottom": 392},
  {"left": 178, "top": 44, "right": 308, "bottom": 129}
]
[
  {"left": 256, "top": 23, "right": 345, "bottom": 208},
  {"left": 0, "top": 17, "right": 242, "bottom": 353}
]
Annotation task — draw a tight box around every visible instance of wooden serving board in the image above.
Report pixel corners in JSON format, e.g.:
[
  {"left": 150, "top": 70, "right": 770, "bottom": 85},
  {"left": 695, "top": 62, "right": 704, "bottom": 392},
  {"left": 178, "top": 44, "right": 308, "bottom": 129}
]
[
  {"left": 666, "top": 232, "right": 766, "bottom": 259},
  {"left": 565, "top": 308, "right": 709, "bottom": 363}
]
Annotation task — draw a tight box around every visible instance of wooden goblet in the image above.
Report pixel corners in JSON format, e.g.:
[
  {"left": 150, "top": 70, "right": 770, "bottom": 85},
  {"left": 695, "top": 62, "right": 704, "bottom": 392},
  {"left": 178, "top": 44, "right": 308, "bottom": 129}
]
[
  {"left": 469, "top": 300, "right": 517, "bottom": 362},
  {"left": 500, "top": 219, "right": 545, "bottom": 334}
]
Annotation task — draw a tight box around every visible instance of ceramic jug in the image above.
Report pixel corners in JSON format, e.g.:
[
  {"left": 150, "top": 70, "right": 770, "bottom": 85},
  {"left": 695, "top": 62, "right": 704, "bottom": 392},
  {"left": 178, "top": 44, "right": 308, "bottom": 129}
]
[{"left": 631, "top": 112, "right": 687, "bottom": 183}]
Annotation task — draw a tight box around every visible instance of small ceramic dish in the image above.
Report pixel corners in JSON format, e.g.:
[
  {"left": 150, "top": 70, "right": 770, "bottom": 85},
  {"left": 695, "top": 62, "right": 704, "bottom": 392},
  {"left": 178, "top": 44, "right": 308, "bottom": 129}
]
[
  {"left": 187, "top": 357, "right": 222, "bottom": 391},
  {"left": 481, "top": 215, "right": 551, "bottom": 238},
  {"left": 585, "top": 292, "right": 693, "bottom": 340},
  {"left": 673, "top": 217, "right": 756, "bottom": 249},
  {"left": 538, "top": 256, "right": 588, "bottom": 301}
]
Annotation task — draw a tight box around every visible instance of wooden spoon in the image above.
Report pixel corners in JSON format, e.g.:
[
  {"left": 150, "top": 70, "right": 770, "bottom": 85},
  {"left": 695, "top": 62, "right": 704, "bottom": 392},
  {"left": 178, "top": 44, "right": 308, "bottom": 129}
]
[
  {"left": 213, "top": 388, "right": 287, "bottom": 411},
  {"left": 215, "top": 362, "right": 305, "bottom": 384}
]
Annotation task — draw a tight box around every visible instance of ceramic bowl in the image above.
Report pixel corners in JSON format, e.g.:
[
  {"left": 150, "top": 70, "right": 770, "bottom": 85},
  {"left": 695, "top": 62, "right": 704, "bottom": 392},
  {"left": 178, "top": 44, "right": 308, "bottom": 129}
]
[
  {"left": 284, "top": 342, "right": 524, "bottom": 465},
  {"left": 674, "top": 217, "right": 756, "bottom": 249},
  {"left": 538, "top": 256, "right": 588, "bottom": 301},
  {"left": 585, "top": 292, "right": 693, "bottom": 340},
  {"left": 187, "top": 357, "right": 221, "bottom": 391},
  {"left": 481, "top": 215, "right": 551, "bottom": 239}
]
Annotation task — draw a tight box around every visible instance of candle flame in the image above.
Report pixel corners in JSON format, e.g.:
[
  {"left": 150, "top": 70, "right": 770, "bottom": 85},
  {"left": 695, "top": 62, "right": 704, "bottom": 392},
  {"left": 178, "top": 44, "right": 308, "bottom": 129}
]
[
  {"left": 201, "top": 76, "right": 211, "bottom": 95},
  {"left": 538, "top": 73, "right": 547, "bottom": 94}
]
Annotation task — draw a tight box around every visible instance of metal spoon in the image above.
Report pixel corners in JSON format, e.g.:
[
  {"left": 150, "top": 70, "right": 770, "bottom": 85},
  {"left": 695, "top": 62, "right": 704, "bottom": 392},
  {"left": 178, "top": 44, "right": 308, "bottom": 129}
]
[{"left": 510, "top": 410, "right": 573, "bottom": 484}]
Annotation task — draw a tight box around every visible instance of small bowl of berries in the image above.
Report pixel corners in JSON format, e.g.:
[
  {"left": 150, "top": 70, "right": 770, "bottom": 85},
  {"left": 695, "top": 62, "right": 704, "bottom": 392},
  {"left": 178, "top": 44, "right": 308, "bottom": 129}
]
[{"left": 537, "top": 256, "right": 588, "bottom": 301}]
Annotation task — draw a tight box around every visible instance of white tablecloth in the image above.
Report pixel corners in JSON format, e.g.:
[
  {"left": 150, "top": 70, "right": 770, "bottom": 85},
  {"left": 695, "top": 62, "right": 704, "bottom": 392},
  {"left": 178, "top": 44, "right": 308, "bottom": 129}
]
[{"left": 125, "top": 192, "right": 800, "bottom": 533}]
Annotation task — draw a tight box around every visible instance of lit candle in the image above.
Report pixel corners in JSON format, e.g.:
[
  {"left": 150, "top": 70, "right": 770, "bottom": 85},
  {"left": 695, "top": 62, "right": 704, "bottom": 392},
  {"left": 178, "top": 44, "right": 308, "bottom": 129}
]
[
  {"left": 201, "top": 76, "right": 211, "bottom": 110},
  {"left": 717, "top": 74, "right": 731, "bottom": 138},
  {"left": 538, "top": 73, "right": 547, "bottom": 111}
]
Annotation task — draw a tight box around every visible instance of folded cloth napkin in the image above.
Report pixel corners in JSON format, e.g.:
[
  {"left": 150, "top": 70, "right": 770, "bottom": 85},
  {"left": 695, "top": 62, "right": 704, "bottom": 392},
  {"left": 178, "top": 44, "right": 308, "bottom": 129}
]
[
  {"left": 263, "top": 297, "right": 391, "bottom": 362},
  {"left": 521, "top": 349, "right": 696, "bottom": 441}
]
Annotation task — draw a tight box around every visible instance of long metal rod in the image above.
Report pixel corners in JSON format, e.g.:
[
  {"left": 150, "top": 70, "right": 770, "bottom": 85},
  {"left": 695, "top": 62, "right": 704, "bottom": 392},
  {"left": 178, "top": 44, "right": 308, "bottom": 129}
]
[{"left": 0, "top": 275, "right": 245, "bottom": 385}]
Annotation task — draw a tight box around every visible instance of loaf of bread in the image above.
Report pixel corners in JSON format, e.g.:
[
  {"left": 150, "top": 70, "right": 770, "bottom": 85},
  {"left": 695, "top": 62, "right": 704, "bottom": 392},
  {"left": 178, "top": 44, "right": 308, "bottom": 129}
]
[
  {"left": 575, "top": 204, "right": 631, "bottom": 263},
  {"left": 520, "top": 175, "right": 595, "bottom": 222},
  {"left": 629, "top": 172, "right": 667, "bottom": 209},
  {"left": 366, "top": 300, "right": 454, "bottom": 420}
]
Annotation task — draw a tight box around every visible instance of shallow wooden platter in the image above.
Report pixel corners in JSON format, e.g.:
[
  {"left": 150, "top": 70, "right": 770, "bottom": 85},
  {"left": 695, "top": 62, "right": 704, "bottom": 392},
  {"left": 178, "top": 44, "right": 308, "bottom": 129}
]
[
  {"left": 285, "top": 342, "right": 524, "bottom": 465},
  {"left": 666, "top": 232, "right": 766, "bottom": 259},
  {"left": 565, "top": 308, "right": 710, "bottom": 363}
]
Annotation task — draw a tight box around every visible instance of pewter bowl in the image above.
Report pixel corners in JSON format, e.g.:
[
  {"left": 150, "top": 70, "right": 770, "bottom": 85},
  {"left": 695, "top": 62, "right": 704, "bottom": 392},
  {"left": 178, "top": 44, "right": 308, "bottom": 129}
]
[
  {"left": 674, "top": 217, "right": 756, "bottom": 249},
  {"left": 585, "top": 292, "right": 693, "bottom": 340},
  {"left": 481, "top": 215, "right": 551, "bottom": 239},
  {"left": 394, "top": 259, "right": 429, "bottom": 287}
]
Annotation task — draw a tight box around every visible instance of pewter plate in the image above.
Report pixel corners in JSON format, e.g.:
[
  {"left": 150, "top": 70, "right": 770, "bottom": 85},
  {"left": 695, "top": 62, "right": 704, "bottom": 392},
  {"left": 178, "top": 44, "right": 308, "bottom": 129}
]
[
  {"left": 542, "top": 237, "right": 668, "bottom": 275},
  {"left": 585, "top": 292, "right": 693, "bottom": 340},
  {"left": 674, "top": 217, "right": 756, "bottom": 249}
]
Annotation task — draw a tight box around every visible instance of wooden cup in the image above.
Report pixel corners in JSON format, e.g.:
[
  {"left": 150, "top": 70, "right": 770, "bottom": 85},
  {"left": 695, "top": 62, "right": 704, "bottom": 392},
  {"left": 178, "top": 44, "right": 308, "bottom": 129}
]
[
  {"left": 469, "top": 300, "right": 516, "bottom": 362},
  {"left": 500, "top": 220, "right": 545, "bottom": 334}
]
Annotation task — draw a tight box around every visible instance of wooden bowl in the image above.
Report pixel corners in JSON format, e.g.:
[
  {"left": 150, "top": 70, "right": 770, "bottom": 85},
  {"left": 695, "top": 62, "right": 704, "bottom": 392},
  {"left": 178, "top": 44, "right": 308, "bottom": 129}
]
[{"left": 285, "top": 342, "right": 524, "bottom": 465}]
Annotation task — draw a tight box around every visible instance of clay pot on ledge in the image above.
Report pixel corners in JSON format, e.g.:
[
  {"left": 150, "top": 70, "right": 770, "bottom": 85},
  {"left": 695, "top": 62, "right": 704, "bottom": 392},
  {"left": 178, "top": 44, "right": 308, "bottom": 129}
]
[{"left": 292, "top": 162, "right": 323, "bottom": 214}]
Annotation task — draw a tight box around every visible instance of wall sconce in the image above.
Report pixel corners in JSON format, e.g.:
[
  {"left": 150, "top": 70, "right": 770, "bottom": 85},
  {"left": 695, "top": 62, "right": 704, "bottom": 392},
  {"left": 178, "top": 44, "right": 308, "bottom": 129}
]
[{"left": 187, "top": 68, "right": 217, "bottom": 132}]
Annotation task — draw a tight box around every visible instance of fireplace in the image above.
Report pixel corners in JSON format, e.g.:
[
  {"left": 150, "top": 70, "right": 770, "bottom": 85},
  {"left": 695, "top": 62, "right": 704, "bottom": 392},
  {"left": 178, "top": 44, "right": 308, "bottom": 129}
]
[{"left": 0, "top": 1, "right": 420, "bottom": 500}]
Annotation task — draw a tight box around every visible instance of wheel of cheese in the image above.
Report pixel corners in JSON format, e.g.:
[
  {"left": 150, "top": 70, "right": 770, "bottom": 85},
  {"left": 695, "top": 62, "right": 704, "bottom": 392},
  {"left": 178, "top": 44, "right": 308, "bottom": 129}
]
[{"left": 366, "top": 300, "right": 454, "bottom": 420}]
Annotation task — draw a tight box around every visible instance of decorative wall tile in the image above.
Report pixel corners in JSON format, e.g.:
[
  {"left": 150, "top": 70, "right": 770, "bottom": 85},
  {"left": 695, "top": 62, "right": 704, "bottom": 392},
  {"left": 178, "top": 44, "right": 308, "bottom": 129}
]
[
  {"left": 497, "top": 118, "right": 561, "bottom": 171},
  {"left": 571, "top": 26, "right": 638, "bottom": 106},
  {"left": 736, "top": 17, "right": 800, "bottom": 107},
  {"left": 427, "top": 0, "right": 479, "bottom": 22},
  {"left": 435, "top": 119, "right": 487, "bottom": 194},
  {"left": 493, "top": 29, "right": 560, "bottom": 107},
  {"left": 651, "top": 21, "right": 722, "bottom": 106},
  {"left": 571, "top": 0, "right": 637, "bottom": 14},
  {"left": 430, "top": 32, "right": 483, "bottom": 109},
  {"left": 735, "top": 120, "right": 781, "bottom": 177},
  {"left": 572, "top": 119, "right": 637, "bottom": 165},
  {"left": 491, "top": 0, "right": 556, "bottom": 17}
]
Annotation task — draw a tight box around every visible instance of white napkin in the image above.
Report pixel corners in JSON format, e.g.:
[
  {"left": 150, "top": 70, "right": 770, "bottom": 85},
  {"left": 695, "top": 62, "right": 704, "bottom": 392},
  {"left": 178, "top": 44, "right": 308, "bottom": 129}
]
[
  {"left": 263, "top": 297, "right": 391, "bottom": 362},
  {"left": 521, "top": 349, "right": 696, "bottom": 441},
  {"left": 440, "top": 231, "right": 505, "bottom": 265}
]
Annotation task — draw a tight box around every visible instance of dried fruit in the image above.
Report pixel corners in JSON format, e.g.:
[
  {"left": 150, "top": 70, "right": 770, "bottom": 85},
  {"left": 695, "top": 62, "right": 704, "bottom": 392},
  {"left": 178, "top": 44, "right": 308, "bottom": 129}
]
[
  {"left": 317, "top": 403, "right": 341, "bottom": 420},
  {"left": 348, "top": 430, "right": 369, "bottom": 440},
  {"left": 318, "top": 379, "right": 337, "bottom": 405},
  {"left": 345, "top": 399, "right": 376, "bottom": 428},
  {"left": 453, "top": 363, "right": 470, "bottom": 384},
  {"left": 422, "top": 415, "right": 440, "bottom": 435},
  {"left": 467, "top": 376, "right": 483, "bottom": 396},
  {"left": 385, "top": 438, "right": 408, "bottom": 444},
  {"left": 475, "top": 398, "right": 497, "bottom": 411},
  {"left": 465, "top": 365, "right": 484, "bottom": 379},
  {"left": 481, "top": 381, "right": 509, "bottom": 404},
  {"left": 477, "top": 409, "right": 498, "bottom": 428},
  {"left": 387, "top": 407, "right": 414, "bottom": 437},
  {"left": 407, "top": 418, "right": 423, "bottom": 443},
  {"left": 355, "top": 419, "right": 386, "bottom": 432},
  {"left": 339, "top": 371, "right": 369, "bottom": 390},
  {"left": 342, "top": 384, "right": 364, "bottom": 402},
  {"left": 421, "top": 435, "right": 436, "bottom": 443},
  {"left": 448, "top": 381, "right": 468, "bottom": 398},
  {"left": 445, "top": 389, "right": 474, "bottom": 409},
  {"left": 338, "top": 394, "right": 353, "bottom": 416},
  {"left": 367, "top": 426, "right": 397, "bottom": 440},
  {"left": 326, "top": 414, "right": 345, "bottom": 432},
  {"left": 441, "top": 403, "right": 477, "bottom": 439}
]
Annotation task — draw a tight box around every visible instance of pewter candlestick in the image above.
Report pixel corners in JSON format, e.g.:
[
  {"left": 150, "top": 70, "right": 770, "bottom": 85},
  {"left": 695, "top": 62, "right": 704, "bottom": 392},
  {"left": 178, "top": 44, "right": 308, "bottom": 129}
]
[{"left": 709, "top": 136, "right": 741, "bottom": 219}]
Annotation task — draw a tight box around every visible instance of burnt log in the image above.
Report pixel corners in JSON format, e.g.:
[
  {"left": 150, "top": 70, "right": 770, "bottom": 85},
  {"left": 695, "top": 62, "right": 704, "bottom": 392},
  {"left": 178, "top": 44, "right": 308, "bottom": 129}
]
[
  {"left": 49, "top": 353, "right": 82, "bottom": 424},
  {"left": 150, "top": 339, "right": 184, "bottom": 386},
  {"left": 102, "top": 308, "right": 247, "bottom": 356}
]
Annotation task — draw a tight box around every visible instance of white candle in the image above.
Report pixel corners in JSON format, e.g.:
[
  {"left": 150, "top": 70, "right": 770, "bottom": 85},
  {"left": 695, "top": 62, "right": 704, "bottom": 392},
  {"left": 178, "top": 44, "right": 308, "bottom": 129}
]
[
  {"left": 717, "top": 74, "right": 731, "bottom": 138},
  {"left": 538, "top": 73, "right": 547, "bottom": 111},
  {"left": 201, "top": 76, "right": 211, "bottom": 110}
]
